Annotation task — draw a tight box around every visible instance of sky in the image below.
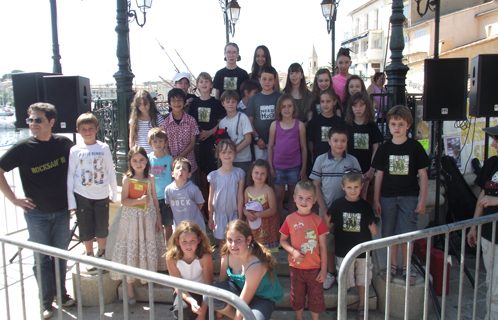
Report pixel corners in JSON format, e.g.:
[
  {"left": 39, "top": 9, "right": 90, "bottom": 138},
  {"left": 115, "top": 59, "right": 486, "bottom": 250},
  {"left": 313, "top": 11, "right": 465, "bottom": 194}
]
[{"left": 1, "top": 0, "right": 365, "bottom": 85}]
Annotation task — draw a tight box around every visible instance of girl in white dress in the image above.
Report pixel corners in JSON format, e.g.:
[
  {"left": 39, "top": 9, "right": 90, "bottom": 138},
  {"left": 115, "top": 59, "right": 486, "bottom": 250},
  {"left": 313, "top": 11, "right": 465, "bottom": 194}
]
[
  {"left": 110, "top": 146, "right": 166, "bottom": 305},
  {"left": 166, "top": 221, "right": 214, "bottom": 320}
]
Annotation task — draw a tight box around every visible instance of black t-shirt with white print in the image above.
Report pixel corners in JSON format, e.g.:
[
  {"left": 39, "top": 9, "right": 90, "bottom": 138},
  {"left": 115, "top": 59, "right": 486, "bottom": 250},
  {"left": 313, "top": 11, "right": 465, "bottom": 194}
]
[
  {"left": 307, "top": 113, "right": 345, "bottom": 162},
  {"left": 213, "top": 67, "right": 249, "bottom": 99},
  {"left": 372, "top": 138, "right": 430, "bottom": 197},
  {"left": 346, "top": 122, "right": 383, "bottom": 173},
  {"left": 328, "top": 197, "right": 375, "bottom": 258}
]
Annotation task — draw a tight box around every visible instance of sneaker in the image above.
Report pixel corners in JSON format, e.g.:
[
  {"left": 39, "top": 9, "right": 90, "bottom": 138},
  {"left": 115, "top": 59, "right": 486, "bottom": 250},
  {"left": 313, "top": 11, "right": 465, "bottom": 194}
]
[
  {"left": 86, "top": 264, "right": 97, "bottom": 272},
  {"left": 97, "top": 250, "right": 106, "bottom": 259},
  {"left": 61, "top": 295, "right": 76, "bottom": 307},
  {"left": 323, "top": 272, "right": 335, "bottom": 290},
  {"left": 43, "top": 305, "right": 54, "bottom": 319},
  {"left": 85, "top": 253, "right": 97, "bottom": 272}
]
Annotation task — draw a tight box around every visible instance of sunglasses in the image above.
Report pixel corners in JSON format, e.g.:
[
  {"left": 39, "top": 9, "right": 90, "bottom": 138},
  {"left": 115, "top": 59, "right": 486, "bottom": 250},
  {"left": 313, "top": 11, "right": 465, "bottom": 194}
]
[
  {"left": 344, "top": 168, "right": 362, "bottom": 174},
  {"left": 26, "top": 117, "right": 45, "bottom": 124}
]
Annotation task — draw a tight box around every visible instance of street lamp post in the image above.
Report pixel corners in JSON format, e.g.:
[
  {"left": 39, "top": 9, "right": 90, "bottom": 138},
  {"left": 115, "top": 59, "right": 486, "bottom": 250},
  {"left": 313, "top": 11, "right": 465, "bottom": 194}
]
[
  {"left": 113, "top": 0, "right": 152, "bottom": 183},
  {"left": 384, "top": 0, "right": 409, "bottom": 107},
  {"left": 219, "top": 0, "right": 241, "bottom": 44},
  {"left": 321, "top": 0, "right": 339, "bottom": 75},
  {"left": 50, "top": 0, "right": 62, "bottom": 74}
]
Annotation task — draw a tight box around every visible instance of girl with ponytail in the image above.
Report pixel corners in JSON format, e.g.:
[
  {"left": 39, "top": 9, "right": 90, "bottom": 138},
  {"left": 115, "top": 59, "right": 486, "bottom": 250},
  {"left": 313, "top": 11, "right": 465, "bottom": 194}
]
[{"left": 204, "top": 220, "right": 283, "bottom": 320}]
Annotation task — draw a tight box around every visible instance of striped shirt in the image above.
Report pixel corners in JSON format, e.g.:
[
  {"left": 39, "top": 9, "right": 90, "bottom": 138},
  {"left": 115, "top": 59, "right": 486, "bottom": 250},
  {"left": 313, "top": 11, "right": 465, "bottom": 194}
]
[
  {"left": 130, "top": 114, "right": 164, "bottom": 154},
  {"left": 309, "top": 151, "right": 361, "bottom": 208}
]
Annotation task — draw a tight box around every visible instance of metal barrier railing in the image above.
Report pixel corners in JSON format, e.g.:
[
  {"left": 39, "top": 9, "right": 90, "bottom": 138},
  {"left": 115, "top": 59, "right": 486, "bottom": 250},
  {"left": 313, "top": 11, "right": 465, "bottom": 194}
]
[
  {"left": 337, "top": 212, "right": 498, "bottom": 320},
  {"left": 0, "top": 235, "right": 256, "bottom": 320}
]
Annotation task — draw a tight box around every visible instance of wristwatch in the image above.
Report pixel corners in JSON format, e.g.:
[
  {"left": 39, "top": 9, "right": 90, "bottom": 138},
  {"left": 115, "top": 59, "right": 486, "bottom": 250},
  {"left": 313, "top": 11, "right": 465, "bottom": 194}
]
[{"left": 254, "top": 136, "right": 260, "bottom": 142}]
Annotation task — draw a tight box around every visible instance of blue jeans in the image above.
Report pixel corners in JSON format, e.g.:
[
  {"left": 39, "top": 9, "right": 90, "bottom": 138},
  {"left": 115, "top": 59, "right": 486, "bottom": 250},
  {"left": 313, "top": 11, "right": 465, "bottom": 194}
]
[
  {"left": 204, "top": 280, "right": 275, "bottom": 320},
  {"left": 24, "top": 207, "right": 71, "bottom": 306},
  {"left": 380, "top": 196, "right": 419, "bottom": 237}
]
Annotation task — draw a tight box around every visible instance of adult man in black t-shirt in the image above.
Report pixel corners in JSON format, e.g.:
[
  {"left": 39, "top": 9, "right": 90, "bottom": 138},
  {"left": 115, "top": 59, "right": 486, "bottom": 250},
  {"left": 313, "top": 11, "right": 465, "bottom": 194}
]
[
  {"left": 468, "top": 125, "right": 498, "bottom": 320},
  {"left": 0, "top": 103, "right": 75, "bottom": 318}
]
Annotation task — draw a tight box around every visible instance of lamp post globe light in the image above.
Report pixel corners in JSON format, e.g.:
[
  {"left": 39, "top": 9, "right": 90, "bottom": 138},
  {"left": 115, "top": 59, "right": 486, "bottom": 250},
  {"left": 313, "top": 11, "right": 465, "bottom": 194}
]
[
  {"left": 321, "top": 0, "right": 339, "bottom": 75},
  {"left": 219, "top": 0, "right": 242, "bottom": 44},
  {"left": 113, "top": 0, "right": 153, "bottom": 182},
  {"left": 128, "top": 0, "right": 153, "bottom": 27}
]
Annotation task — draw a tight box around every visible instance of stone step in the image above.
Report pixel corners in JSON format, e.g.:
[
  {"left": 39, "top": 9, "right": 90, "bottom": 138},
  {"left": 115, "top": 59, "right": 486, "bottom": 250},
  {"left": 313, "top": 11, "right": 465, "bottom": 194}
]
[
  {"left": 117, "top": 275, "right": 377, "bottom": 310},
  {"left": 374, "top": 271, "right": 429, "bottom": 319}
]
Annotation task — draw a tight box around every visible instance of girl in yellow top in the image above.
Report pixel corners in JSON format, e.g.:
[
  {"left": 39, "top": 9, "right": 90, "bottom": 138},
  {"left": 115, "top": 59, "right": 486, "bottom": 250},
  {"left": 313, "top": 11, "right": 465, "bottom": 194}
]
[{"left": 243, "top": 160, "right": 278, "bottom": 251}]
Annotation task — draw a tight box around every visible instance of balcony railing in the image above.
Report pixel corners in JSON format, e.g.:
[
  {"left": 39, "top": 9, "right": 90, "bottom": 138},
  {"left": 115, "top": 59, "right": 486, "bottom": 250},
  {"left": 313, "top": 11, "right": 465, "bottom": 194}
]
[{"left": 92, "top": 98, "right": 119, "bottom": 166}]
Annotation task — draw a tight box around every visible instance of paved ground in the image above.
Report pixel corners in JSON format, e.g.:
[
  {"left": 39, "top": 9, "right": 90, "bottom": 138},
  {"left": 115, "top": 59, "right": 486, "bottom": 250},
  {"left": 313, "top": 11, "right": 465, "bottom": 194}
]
[
  {"left": 0, "top": 224, "right": 491, "bottom": 320},
  {"left": 0, "top": 163, "right": 490, "bottom": 319}
]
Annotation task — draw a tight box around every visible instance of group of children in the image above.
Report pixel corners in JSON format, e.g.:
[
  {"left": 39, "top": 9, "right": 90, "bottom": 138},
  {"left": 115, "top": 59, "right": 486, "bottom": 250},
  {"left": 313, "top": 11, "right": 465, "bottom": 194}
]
[{"left": 65, "top": 43, "right": 430, "bottom": 320}]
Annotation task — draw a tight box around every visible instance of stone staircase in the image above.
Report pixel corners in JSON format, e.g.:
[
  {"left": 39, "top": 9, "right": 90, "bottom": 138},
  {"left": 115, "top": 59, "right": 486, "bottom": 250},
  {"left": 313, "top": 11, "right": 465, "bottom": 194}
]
[
  {"left": 76, "top": 204, "right": 377, "bottom": 311},
  {"left": 113, "top": 235, "right": 378, "bottom": 311}
]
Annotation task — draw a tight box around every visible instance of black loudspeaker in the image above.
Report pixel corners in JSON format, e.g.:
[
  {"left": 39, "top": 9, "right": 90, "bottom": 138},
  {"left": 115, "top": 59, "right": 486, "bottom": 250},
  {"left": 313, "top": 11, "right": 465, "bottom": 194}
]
[
  {"left": 12, "top": 72, "right": 60, "bottom": 129},
  {"left": 423, "top": 58, "right": 468, "bottom": 121},
  {"left": 469, "top": 54, "right": 498, "bottom": 117},
  {"left": 43, "top": 76, "right": 91, "bottom": 133}
]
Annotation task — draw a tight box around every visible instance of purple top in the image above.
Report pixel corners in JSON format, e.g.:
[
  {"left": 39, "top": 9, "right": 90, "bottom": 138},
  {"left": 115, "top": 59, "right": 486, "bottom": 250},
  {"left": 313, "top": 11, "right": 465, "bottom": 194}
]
[
  {"left": 273, "top": 119, "right": 301, "bottom": 169},
  {"left": 373, "top": 85, "right": 388, "bottom": 118}
]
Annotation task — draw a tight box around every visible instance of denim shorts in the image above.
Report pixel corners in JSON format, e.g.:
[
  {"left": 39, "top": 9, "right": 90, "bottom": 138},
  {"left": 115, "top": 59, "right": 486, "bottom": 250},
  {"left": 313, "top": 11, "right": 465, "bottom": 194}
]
[
  {"left": 204, "top": 280, "right": 276, "bottom": 320},
  {"left": 380, "top": 196, "right": 419, "bottom": 237},
  {"left": 274, "top": 166, "right": 301, "bottom": 186}
]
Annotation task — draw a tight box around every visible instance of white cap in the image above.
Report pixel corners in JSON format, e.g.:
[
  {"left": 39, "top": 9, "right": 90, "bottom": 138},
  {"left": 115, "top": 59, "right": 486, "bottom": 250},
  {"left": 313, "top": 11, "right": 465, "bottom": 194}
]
[{"left": 173, "top": 72, "right": 190, "bottom": 83}]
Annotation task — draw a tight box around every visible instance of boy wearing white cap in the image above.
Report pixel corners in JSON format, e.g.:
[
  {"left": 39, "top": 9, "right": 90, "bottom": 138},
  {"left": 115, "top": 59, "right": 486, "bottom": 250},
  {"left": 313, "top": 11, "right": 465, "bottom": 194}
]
[{"left": 173, "top": 72, "right": 196, "bottom": 112}]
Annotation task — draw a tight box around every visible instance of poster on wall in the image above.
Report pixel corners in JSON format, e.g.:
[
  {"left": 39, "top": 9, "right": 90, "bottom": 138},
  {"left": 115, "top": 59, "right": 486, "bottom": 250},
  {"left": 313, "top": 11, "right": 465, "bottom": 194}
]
[
  {"left": 414, "top": 97, "right": 431, "bottom": 154},
  {"left": 444, "top": 135, "right": 462, "bottom": 170}
]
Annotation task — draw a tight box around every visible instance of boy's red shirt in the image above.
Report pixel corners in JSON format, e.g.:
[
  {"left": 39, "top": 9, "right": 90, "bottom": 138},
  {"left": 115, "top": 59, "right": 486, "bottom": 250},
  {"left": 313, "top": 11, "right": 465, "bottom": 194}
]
[{"left": 280, "top": 211, "right": 328, "bottom": 269}]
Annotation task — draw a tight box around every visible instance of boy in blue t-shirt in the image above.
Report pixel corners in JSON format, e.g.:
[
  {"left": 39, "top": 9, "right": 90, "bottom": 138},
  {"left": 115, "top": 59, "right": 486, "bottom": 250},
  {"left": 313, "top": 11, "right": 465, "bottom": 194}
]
[{"left": 147, "top": 128, "right": 173, "bottom": 245}]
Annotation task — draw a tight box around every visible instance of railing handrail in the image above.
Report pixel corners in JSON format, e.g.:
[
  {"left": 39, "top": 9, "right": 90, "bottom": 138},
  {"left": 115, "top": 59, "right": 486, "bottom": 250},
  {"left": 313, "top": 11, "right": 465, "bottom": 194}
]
[
  {"left": 337, "top": 212, "right": 498, "bottom": 319},
  {"left": 0, "top": 234, "right": 256, "bottom": 320},
  {"left": 93, "top": 97, "right": 117, "bottom": 102}
]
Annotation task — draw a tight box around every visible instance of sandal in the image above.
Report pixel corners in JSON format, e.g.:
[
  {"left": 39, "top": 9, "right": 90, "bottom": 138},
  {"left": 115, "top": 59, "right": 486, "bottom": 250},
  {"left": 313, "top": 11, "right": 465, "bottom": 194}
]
[
  {"left": 382, "top": 264, "right": 397, "bottom": 282},
  {"left": 358, "top": 307, "right": 365, "bottom": 320},
  {"left": 402, "top": 266, "right": 416, "bottom": 285}
]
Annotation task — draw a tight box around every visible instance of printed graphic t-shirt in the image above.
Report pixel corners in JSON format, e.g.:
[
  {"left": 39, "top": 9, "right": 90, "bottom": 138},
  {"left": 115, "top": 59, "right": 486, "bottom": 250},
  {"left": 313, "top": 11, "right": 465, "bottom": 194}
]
[
  {"left": 188, "top": 97, "right": 226, "bottom": 133},
  {"left": 346, "top": 122, "right": 383, "bottom": 173},
  {"left": 148, "top": 153, "right": 173, "bottom": 200},
  {"left": 328, "top": 197, "right": 375, "bottom": 258},
  {"left": 67, "top": 141, "right": 118, "bottom": 209},
  {"left": 0, "top": 135, "right": 74, "bottom": 213},
  {"left": 307, "top": 113, "right": 345, "bottom": 162},
  {"left": 246, "top": 91, "right": 282, "bottom": 144},
  {"left": 164, "top": 181, "right": 205, "bottom": 231},
  {"left": 372, "top": 138, "right": 430, "bottom": 197},
  {"left": 280, "top": 212, "right": 328, "bottom": 269},
  {"left": 213, "top": 67, "right": 249, "bottom": 99}
]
